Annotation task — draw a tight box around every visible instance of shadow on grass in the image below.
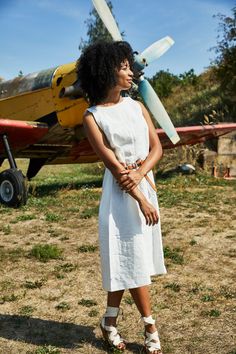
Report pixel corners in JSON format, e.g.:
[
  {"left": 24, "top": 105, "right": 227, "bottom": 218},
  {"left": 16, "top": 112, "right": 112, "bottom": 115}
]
[
  {"left": 29, "top": 179, "right": 103, "bottom": 198},
  {"left": 0, "top": 314, "right": 143, "bottom": 353},
  {"left": 156, "top": 168, "right": 179, "bottom": 180}
]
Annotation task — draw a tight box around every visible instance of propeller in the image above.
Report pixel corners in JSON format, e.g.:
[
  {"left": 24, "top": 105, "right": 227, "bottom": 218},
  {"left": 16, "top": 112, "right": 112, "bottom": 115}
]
[{"left": 92, "top": 0, "right": 180, "bottom": 144}]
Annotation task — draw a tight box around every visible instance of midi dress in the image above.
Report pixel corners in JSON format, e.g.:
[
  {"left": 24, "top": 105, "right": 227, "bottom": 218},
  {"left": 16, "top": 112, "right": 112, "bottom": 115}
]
[{"left": 87, "top": 96, "right": 167, "bottom": 292}]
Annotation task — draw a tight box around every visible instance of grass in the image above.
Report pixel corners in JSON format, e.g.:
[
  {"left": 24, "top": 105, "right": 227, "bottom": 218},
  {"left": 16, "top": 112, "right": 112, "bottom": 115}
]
[
  {"left": 31, "top": 346, "right": 61, "bottom": 354},
  {"left": 163, "top": 246, "right": 184, "bottom": 265},
  {"left": 29, "top": 244, "right": 63, "bottom": 262},
  {"left": 77, "top": 244, "right": 98, "bottom": 253},
  {"left": 0, "top": 160, "right": 235, "bottom": 354},
  {"left": 78, "top": 298, "right": 98, "bottom": 307},
  {"left": 55, "top": 302, "right": 71, "bottom": 312},
  {"left": 19, "top": 305, "right": 35, "bottom": 317},
  {"left": 23, "top": 280, "right": 44, "bottom": 289}
]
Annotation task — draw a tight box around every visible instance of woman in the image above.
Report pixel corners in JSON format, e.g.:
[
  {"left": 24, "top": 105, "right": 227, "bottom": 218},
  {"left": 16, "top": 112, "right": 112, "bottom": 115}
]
[{"left": 77, "top": 40, "right": 167, "bottom": 354}]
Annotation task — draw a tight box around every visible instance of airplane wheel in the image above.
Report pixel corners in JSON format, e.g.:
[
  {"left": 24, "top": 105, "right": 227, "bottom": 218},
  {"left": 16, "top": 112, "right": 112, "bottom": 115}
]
[{"left": 0, "top": 169, "right": 28, "bottom": 208}]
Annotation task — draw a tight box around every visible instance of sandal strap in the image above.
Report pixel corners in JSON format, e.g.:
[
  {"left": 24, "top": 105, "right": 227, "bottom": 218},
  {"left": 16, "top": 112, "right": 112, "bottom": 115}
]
[
  {"left": 142, "top": 315, "right": 155, "bottom": 325},
  {"left": 101, "top": 317, "right": 124, "bottom": 346},
  {"left": 145, "top": 330, "right": 161, "bottom": 352},
  {"left": 104, "top": 306, "right": 120, "bottom": 317}
]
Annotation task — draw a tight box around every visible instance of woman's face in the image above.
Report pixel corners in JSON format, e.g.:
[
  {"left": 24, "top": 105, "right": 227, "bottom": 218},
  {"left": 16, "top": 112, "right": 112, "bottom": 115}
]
[{"left": 115, "top": 59, "right": 133, "bottom": 90}]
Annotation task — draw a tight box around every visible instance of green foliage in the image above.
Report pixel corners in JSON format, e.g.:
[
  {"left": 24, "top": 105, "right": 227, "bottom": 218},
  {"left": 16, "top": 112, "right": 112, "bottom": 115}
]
[
  {"left": 211, "top": 7, "right": 236, "bottom": 119},
  {"left": 149, "top": 70, "right": 180, "bottom": 98},
  {"left": 55, "top": 301, "right": 70, "bottom": 311},
  {"left": 88, "top": 309, "right": 99, "bottom": 317},
  {"left": 79, "top": 1, "right": 123, "bottom": 52},
  {"left": 19, "top": 305, "right": 35, "bottom": 316},
  {"left": 179, "top": 69, "right": 199, "bottom": 86},
  {"left": 147, "top": 9, "right": 236, "bottom": 126},
  {"left": 77, "top": 244, "right": 98, "bottom": 253},
  {"left": 164, "top": 246, "right": 184, "bottom": 264},
  {"left": 78, "top": 298, "right": 97, "bottom": 307},
  {"left": 24, "top": 280, "right": 43, "bottom": 289},
  {"left": 201, "top": 294, "right": 215, "bottom": 302},
  {"left": 0, "top": 293, "right": 18, "bottom": 303},
  {"left": 201, "top": 309, "right": 221, "bottom": 317},
  {"left": 29, "top": 244, "right": 63, "bottom": 262},
  {"left": 164, "top": 282, "right": 181, "bottom": 292},
  {"left": 33, "top": 346, "right": 60, "bottom": 354}
]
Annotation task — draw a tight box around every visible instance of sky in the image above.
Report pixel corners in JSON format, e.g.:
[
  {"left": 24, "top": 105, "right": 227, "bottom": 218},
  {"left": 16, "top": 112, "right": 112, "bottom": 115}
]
[{"left": 0, "top": 0, "right": 234, "bottom": 81}]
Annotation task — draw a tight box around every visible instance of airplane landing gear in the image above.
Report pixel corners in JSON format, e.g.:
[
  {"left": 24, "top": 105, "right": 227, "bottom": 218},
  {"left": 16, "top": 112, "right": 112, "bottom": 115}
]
[{"left": 0, "top": 134, "right": 28, "bottom": 207}]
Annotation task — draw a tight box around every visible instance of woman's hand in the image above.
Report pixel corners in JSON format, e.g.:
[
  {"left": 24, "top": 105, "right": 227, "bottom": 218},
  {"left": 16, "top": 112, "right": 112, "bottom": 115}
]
[
  {"left": 118, "top": 170, "right": 144, "bottom": 192},
  {"left": 139, "top": 199, "right": 159, "bottom": 226}
]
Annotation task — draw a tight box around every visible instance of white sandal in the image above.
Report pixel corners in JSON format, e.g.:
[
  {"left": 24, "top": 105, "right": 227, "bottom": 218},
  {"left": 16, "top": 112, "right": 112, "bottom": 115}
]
[
  {"left": 100, "top": 306, "right": 126, "bottom": 351},
  {"left": 142, "top": 315, "right": 163, "bottom": 354}
]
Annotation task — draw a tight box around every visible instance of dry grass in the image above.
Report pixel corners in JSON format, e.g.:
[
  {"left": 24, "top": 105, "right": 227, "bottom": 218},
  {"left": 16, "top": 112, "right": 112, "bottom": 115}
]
[{"left": 0, "top": 159, "right": 235, "bottom": 354}]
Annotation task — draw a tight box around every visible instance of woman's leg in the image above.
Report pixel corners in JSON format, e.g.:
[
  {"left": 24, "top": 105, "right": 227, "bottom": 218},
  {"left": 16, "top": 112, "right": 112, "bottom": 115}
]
[
  {"left": 129, "top": 285, "right": 156, "bottom": 333},
  {"left": 105, "top": 290, "right": 125, "bottom": 326}
]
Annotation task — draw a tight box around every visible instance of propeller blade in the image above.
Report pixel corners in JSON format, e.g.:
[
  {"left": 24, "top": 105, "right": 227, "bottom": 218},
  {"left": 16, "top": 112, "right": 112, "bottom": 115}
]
[
  {"left": 138, "top": 77, "right": 180, "bottom": 144},
  {"left": 140, "top": 36, "right": 174, "bottom": 65},
  {"left": 92, "top": 0, "right": 122, "bottom": 41}
]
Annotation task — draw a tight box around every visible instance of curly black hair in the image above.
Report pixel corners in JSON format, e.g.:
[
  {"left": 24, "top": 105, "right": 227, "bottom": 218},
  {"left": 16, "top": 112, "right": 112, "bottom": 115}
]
[{"left": 76, "top": 40, "right": 134, "bottom": 106}]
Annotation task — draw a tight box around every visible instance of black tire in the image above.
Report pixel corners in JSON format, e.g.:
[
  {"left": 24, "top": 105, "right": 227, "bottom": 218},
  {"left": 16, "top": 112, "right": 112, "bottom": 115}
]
[{"left": 0, "top": 169, "right": 28, "bottom": 208}]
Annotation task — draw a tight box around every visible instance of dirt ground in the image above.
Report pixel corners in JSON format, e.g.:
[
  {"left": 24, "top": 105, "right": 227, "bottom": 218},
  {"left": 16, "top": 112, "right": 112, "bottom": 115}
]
[{"left": 0, "top": 162, "right": 235, "bottom": 354}]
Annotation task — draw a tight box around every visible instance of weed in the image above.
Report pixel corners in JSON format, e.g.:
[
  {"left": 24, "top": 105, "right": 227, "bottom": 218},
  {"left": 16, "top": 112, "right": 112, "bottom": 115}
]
[
  {"left": 55, "top": 301, "right": 70, "bottom": 311},
  {"left": 55, "top": 273, "right": 65, "bottom": 279},
  {"left": 189, "top": 239, "right": 197, "bottom": 245},
  {"left": 24, "top": 280, "right": 44, "bottom": 289},
  {"left": 124, "top": 296, "right": 134, "bottom": 305},
  {"left": 0, "top": 294, "right": 18, "bottom": 303},
  {"left": 201, "top": 294, "right": 215, "bottom": 302},
  {"left": 33, "top": 346, "right": 61, "bottom": 354},
  {"left": 47, "top": 229, "right": 60, "bottom": 237},
  {"left": 54, "top": 263, "right": 77, "bottom": 273},
  {"left": 59, "top": 236, "right": 69, "bottom": 241},
  {"left": 19, "top": 305, "right": 35, "bottom": 316},
  {"left": 164, "top": 246, "right": 184, "bottom": 264},
  {"left": 1, "top": 225, "right": 11, "bottom": 235},
  {"left": 78, "top": 298, "right": 97, "bottom": 307},
  {"left": 77, "top": 244, "right": 98, "bottom": 253},
  {"left": 201, "top": 309, "right": 221, "bottom": 317},
  {"left": 45, "top": 213, "right": 61, "bottom": 222},
  {"left": 88, "top": 309, "right": 99, "bottom": 317},
  {"left": 190, "top": 283, "right": 204, "bottom": 294},
  {"left": 0, "top": 280, "right": 14, "bottom": 291},
  {"left": 80, "top": 206, "right": 99, "bottom": 219},
  {"left": 16, "top": 214, "right": 37, "bottom": 222},
  {"left": 164, "top": 282, "right": 181, "bottom": 292},
  {"left": 0, "top": 247, "right": 24, "bottom": 262},
  {"left": 225, "top": 234, "right": 236, "bottom": 239},
  {"left": 219, "top": 286, "right": 235, "bottom": 299},
  {"left": 29, "top": 244, "right": 63, "bottom": 262}
]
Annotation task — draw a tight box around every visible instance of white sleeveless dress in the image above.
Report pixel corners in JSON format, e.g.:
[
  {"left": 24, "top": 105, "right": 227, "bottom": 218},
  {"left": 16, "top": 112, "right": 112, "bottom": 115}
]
[{"left": 87, "top": 97, "right": 167, "bottom": 291}]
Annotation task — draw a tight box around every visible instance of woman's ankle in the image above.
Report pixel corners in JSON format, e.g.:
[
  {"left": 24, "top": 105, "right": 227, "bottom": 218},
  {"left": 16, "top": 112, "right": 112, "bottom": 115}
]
[
  {"left": 105, "top": 316, "right": 117, "bottom": 327},
  {"left": 145, "top": 323, "right": 157, "bottom": 333}
]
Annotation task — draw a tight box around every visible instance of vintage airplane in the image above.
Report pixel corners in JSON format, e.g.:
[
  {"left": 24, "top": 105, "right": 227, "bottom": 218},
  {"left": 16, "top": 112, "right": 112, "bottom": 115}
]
[{"left": 0, "top": 0, "right": 235, "bottom": 208}]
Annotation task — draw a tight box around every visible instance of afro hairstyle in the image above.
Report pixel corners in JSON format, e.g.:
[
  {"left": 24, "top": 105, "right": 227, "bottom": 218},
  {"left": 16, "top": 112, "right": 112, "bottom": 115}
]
[{"left": 76, "top": 40, "right": 134, "bottom": 106}]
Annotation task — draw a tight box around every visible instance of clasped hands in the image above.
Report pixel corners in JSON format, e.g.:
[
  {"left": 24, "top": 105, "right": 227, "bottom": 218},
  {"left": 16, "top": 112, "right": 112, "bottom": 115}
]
[
  {"left": 117, "top": 169, "right": 159, "bottom": 226},
  {"left": 117, "top": 169, "right": 144, "bottom": 192}
]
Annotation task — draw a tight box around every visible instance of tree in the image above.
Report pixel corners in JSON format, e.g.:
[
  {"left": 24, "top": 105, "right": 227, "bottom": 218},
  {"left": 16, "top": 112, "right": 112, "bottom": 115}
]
[
  {"left": 179, "top": 69, "right": 199, "bottom": 86},
  {"left": 212, "top": 7, "right": 236, "bottom": 117},
  {"left": 79, "top": 1, "right": 124, "bottom": 52},
  {"left": 149, "top": 70, "right": 180, "bottom": 99}
]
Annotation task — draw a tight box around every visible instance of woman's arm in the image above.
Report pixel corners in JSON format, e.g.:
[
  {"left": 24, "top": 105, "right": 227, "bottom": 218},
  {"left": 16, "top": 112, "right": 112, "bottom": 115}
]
[
  {"left": 83, "top": 111, "right": 159, "bottom": 225},
  {"left": 83, "top": 112, "right": 146, "bottom": 203}
]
